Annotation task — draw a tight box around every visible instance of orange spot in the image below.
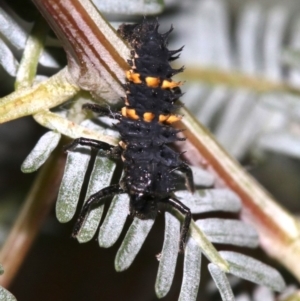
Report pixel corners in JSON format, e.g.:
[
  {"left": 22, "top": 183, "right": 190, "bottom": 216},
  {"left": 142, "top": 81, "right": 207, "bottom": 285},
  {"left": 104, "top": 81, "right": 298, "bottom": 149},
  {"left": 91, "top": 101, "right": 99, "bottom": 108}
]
[
  {"left": 127, "top": 108, "right": 139, "bottom": 120},
  {"left": 159, "top": 114, "right": 169, "bottom": 123},
  {"left": 143, "top": 112, "right": 155, "bottom": 122},
  {"left": 126, "top": 70, "right": 142, "bottom": 83},
  {"left": 162, "top": 80, "right": 181, "bottom": 89},
  {"left": 122, "top": 107, "right": 139, "bottom": 119},
  {"left": 121, "top": 107, "right": 127, "bottom": 117},
  {"left": 159, "top": 114, "right": 182, "bottom": 124},
  {"left": 145, "top": 77, "right": 160, "bottom": 88},
  {"left": 166, "top": 114, "right": 182, "bottom": 123}
]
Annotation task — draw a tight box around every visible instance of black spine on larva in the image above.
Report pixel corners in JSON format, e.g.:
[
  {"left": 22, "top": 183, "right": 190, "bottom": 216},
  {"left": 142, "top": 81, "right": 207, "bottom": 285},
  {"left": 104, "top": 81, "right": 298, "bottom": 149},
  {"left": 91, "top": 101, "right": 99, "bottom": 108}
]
[{"left": 117, "top": 20, "right": 185, "bottom": 213}]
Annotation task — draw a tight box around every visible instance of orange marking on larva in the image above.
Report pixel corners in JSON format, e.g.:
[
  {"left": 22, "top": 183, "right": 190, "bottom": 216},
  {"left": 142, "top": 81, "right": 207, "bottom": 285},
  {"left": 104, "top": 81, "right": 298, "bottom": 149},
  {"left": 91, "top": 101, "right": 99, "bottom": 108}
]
[
  {"left": 161, "top": 80, "right": 181, "bottom": 89},
  {"left": 126, "top": 70, "right": 142, "bottom": 83},
  {"left": 165, "top": 114, "right": 182, "bottom": 123},
  {"left": 159, "top": 114, "right": 182, "bottom": 124},
  {"left": 127, "top": 108, "right": 139, "bottom": 120},
  {"left": 125, "top": 70, "right": 131, "bottom": 80},
  {"left": 121, "top": 106, "right": 127, "bottom": 117},
  {"left": 158, "top": 114, "right": 169, "bottom": 122},
  {"left": 121, "top": 107, "right": 139, "bottom": 119},
  {"left": 143, "top": 112, "right": 155, "bottom": 122},
  {"left": 145, "top": 77, "right": 160, "bottom": 88}
]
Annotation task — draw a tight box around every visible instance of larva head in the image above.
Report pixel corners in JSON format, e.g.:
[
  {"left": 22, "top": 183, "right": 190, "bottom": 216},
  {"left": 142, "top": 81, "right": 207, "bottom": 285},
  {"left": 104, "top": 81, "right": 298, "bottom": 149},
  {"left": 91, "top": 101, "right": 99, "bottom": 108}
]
[{"left": 118, "top": 19, "right": 171, "bottom": 56}]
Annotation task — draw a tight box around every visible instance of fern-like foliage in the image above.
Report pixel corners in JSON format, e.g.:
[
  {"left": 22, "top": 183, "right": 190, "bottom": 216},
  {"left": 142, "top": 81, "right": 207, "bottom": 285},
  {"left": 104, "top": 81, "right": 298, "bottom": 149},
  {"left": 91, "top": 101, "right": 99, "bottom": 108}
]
[
  {"left": 22, "top": 115, "right": 285, "bottom": 300},
  {"left": 1, "top": 0, "right": 300, "bottom": 300},
  {"left": 160, "top": 0, "right": 300, "bottom": 161}
]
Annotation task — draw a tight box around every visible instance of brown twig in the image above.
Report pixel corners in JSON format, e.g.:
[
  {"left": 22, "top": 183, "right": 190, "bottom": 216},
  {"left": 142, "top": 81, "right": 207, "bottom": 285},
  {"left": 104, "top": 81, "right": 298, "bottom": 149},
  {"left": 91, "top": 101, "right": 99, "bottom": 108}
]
[
  {"left": 0, "top": 144, "right": 66, "bottom": 287},
  {"left": 32, "top": 0, "right": 129, "bottom": 103},
  {"left": 179, "top": 106, "right": 300, "bottom": 281}
]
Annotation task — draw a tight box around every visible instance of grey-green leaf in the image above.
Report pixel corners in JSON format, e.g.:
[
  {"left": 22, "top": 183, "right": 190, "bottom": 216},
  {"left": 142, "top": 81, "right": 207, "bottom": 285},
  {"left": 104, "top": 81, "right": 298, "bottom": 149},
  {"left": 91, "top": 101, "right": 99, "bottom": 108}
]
[
  {"left": 0, "top": 286, "right": 17, "bottom": 301},
  {"left": 21, "top": 131, "right": 61, "bottom": 173},
  {"left": 0, "top": 37, "right": 19, "bottom": 76},
  {"left": 56, "top": 146, "right": 91, "bottom": 223},
  {"left": 196, "top": 218, "right": 259, "bottom": 248},
  {"left": 208, "top": 263, "right": 235, "bottom": 301},
  {"left": 77, "top": 153, "right": 116, "bottom": 243},
  {"left": 190, "top": 166, "right": 215, "bottom": 187},
  {"left": 219, "top": 251, "right": 286, "bottom": 292},
  {"left": 115, "top": 218, "right": 154, "bottom": 272},
  {"left": 179, "top": 238, "right": 202, "bottom": 301},
  {"left": 92, "top": 0, "right": 164, "bottom": 15},
  {"left": 175, "top": 189, "right": 241, "bottom": 214},
  {"left": 155, "top": 212, "right": 180, "bottom": 298},
  {"left": 99, "top": 194, "right": 129, "bottom": 248}
]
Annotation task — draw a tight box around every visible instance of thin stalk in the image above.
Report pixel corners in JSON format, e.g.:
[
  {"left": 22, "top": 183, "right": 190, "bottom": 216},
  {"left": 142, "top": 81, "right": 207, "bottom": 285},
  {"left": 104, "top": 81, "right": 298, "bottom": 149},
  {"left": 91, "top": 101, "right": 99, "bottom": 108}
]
[
  {"left": 179, "top": 105, "right": 300, "bottom": 281},
  {"left": 15, "top": 17, "right": 49, "bottom": 90},
  {"left": 0, "top": 143, "right": 66, "bottom": 287},
  {"left": 182, "top": 66, "right": 300, "bottom": 96},
  {"left": 33, "top": 110, "right": 119, "bottom": 146},
  {"left": 173, "top": 209, "right": 229, "bottom": 272},
  {"left": 0, "top": 67, "right": 79, "bottom": 123}
]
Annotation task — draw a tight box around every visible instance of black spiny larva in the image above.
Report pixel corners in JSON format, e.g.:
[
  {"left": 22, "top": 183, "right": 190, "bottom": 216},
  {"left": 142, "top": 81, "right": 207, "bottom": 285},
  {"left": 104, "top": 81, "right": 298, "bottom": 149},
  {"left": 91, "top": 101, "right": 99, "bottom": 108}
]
[{"left": 66, "top": 19, "right": 194, "bottom": 253}]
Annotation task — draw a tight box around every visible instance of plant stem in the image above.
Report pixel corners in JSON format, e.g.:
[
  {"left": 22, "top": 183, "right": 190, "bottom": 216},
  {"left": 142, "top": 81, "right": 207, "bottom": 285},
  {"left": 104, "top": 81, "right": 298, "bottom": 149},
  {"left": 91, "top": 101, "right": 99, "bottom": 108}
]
[
  {"left": 32, "top": 0, "right": 129, "bottom": 102},
  {"left": 182, "top": 66, "right": 300, "bottom": 96},
  {"left": 0, "top": 144, "right": 66, "bottom": 287},
  {"left": 180, "top": 105, "right": 300, "bottom": 281},
  {"left": 15, "top": 17, "right": 49, "bottom": 90}
]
